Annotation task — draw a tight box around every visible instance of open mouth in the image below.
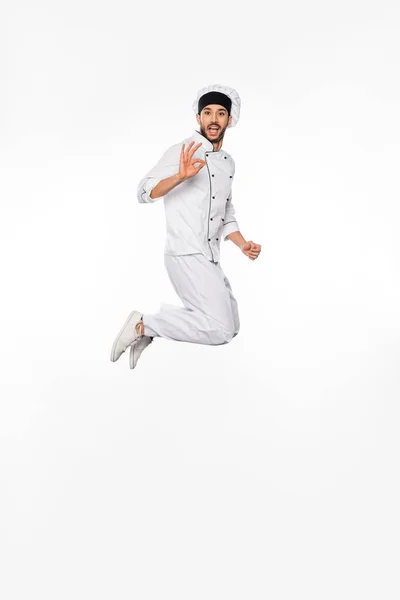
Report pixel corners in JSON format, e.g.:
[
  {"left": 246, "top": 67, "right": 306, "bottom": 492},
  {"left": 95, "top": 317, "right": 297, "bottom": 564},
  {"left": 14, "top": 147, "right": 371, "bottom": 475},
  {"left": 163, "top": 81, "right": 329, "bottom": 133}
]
[{"left": 209, "top": 127, "right": 219, "bottom": 133}]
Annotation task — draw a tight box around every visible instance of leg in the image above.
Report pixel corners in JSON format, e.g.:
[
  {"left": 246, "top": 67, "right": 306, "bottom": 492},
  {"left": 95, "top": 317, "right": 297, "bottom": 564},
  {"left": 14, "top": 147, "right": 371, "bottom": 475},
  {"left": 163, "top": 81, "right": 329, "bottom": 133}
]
[
  {"left": 216, "top": 263, "right": 240, "bottom": 338},
  {"left": 142, "top": 254, "right": 238, "bottom": 345}
]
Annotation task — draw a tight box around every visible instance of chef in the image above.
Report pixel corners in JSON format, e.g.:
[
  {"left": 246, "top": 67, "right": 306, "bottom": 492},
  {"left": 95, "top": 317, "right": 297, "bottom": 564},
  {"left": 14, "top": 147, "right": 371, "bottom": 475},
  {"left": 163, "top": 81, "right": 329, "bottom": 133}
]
[{"left": 110, "top": 83, "right": 262, "bottom": 368}]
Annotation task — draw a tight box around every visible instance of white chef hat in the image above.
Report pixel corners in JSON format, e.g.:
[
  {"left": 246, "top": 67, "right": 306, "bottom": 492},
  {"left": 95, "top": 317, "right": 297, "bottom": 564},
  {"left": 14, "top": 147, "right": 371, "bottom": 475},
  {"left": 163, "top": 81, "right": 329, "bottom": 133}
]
[{"left": 192, "top": 83, "right": 241, "bottom": 128}]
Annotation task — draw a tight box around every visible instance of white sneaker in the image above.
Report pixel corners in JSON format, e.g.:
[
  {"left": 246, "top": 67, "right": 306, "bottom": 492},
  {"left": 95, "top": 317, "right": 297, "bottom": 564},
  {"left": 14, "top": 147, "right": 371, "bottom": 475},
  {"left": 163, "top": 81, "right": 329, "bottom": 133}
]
[
  {"left": 129, "top": 335, "right": 153, "bottom": 369},
  {"left": 110, "top": 310, "right": 144, "bottom": 362}
]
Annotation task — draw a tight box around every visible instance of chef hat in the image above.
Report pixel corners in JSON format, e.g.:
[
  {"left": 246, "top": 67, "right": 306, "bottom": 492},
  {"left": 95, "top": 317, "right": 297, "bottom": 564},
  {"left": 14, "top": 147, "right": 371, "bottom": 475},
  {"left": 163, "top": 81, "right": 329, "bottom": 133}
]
[{"left": 192, "top": 83, "right": 241, "bottom": 128}]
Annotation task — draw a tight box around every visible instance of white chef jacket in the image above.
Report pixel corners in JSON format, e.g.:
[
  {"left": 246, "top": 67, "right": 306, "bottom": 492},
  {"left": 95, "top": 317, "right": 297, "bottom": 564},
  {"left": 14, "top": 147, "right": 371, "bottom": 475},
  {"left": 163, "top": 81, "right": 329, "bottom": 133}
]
[{"left": 137, "top": 129, "right": 240, "bottom": 263}]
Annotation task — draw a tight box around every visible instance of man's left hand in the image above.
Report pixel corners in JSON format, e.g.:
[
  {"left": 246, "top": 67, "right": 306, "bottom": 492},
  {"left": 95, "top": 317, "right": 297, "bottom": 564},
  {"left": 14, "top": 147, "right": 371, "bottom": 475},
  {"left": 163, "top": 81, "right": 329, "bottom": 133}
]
[{"left": 241, "top": 240, "right": 262, "bottom": 260}]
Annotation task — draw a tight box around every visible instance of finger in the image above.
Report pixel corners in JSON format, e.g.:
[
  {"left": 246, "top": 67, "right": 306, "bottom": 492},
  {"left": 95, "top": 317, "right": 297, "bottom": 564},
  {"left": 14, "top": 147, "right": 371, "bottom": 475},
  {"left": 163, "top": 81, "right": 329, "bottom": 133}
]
[
  {"left": 185, "top": 141, "right": 195, "bottom": 153},
  {"left": 192, "top": 159, "right": 206, "bottom": 168},
  {"left": 182, "top": 142, "right": 193, "bottom": 160},
  {"left": 188, "top": 142, "right": 202, "bottom": 161}
]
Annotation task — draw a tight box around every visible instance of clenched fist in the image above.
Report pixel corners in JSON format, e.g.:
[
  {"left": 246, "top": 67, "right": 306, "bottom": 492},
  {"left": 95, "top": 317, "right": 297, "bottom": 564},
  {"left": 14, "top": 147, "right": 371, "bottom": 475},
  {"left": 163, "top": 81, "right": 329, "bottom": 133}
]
[{"left": 241, "top": 241, "right": 262, "bottom": 260}]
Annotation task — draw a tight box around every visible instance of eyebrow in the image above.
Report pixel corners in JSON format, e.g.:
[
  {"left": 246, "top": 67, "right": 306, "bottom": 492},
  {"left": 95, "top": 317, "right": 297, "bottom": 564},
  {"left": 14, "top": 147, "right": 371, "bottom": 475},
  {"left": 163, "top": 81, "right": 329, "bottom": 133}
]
[{"left": 203, "top": 107, "right": 227, "bottom": 113}]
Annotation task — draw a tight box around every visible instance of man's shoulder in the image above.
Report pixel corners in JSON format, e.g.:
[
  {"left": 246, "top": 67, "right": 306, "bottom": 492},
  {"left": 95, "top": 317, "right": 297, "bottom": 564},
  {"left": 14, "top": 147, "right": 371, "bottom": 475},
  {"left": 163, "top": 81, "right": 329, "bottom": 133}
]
[
  {"left": 163, "top": 133, "right": 235, "bottom": 164},
  {"left": 162, "top": 132, "right": 197, "bottom": 153},
  {"left": 166, "top": 132, "right": 196, "bottom": 148},
  {"left": 178, "top": 132, "right": 198, "bottom": 148},
  {"left": 161, "top": 133, "right": 201, "bottom": 159},
  {"left": 155, "top": 140, "right": 183, "bottom": 164}
]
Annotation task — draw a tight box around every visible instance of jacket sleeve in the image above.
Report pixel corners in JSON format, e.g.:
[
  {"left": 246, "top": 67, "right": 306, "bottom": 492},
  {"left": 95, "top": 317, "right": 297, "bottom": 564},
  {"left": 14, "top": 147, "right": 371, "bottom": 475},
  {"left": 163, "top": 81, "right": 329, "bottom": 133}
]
[
  {"left": 137, "top": 144, "right": 181, "bottom": 203},
  {"left": 222, "top": 161, "right": 240, "bottom": 240}
]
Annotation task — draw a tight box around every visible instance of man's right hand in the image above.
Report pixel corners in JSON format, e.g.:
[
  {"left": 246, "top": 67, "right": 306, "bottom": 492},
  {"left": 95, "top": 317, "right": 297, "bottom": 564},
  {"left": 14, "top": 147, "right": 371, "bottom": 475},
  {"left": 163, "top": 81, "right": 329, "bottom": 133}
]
[{"left": 178, "top": 142, "right": 206, "bottom": 182}]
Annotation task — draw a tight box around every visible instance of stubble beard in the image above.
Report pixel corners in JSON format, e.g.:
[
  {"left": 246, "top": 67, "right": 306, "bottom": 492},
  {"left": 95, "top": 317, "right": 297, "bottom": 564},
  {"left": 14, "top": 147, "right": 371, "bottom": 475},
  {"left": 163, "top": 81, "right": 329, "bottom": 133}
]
[{"left": 200, "top": 123, "right": 226, "bottom": 145}]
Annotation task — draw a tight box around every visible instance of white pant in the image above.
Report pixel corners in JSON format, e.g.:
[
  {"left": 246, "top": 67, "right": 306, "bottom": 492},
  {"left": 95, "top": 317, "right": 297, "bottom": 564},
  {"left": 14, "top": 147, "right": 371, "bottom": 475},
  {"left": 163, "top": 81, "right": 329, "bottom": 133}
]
[{"left": 143, "top": 254, "right": 240, "bottom": 345}]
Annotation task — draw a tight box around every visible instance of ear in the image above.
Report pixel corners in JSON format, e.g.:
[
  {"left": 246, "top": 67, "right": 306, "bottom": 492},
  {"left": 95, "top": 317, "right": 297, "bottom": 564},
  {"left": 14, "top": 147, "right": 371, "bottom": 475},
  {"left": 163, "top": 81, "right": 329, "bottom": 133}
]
[{"left": 195, "top": 113, "right": 200, "bottom": 126}]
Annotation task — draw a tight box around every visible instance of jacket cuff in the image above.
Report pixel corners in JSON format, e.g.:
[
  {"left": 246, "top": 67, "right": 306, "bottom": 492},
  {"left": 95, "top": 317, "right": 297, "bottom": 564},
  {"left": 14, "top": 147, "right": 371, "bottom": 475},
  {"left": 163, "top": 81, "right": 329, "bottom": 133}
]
[
  {"left": 223, "top": 220, "right": 240, "bottom": 241},
  {"left": 139, "top": 177, "right": 162, "bottom": 203}
]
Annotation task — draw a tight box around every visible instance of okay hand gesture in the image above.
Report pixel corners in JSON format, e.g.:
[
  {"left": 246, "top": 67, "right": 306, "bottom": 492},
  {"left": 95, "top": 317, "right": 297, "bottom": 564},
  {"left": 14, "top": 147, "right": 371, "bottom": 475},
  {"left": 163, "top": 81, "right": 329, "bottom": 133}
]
[{"left": 179, "top": 142, "right": 206, "bottom": 181}]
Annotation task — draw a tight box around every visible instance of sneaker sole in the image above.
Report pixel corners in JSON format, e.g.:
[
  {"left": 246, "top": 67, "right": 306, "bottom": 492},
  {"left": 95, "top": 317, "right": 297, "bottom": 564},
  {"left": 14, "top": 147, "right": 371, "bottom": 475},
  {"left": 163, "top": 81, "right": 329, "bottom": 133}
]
[
  {"left": 129, "top": 336, "right": 153, "bottom": 369},
  {"left": 110, "top": 310, "right": 142, "bottom": 362}
]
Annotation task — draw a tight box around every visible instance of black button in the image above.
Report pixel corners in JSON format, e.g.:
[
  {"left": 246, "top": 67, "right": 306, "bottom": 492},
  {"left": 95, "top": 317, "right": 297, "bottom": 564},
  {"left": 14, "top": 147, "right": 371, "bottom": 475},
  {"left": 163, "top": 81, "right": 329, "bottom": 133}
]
[
  {"left": 205, "top": 153, "right": 209, "bottom": 157},
  {"left": 229, "top": 175, "right": 232, "bottom": 178},
  {"left": 212, "top": 196, "right": 215, "bottom": 199},
  {"left": 222, "top": 218, "right": 224, "bottom": 221},
  {"left": 226, "top": 198, "right": 229, "bottom": 202},
  {"left": 216, "top": 238, "right": 219, "bottom": 241},
  {"left": 210, "top": 217, "right": 213, "bottom": 220},
  {"left": 224, "top": 156, "right": 227, "bottom": 159},
  {"left": 212, "top": 174, "right": 214, "bottom": 177},
  {"left": 208, "top": 238, "right": 211, "bottom": 241}
]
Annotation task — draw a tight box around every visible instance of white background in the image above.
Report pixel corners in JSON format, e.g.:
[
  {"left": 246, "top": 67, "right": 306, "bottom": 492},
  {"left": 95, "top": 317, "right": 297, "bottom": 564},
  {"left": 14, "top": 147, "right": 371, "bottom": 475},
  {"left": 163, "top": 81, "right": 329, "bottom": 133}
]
[{"left": 1, "top": 1, "right": 399, "bottom": 598}]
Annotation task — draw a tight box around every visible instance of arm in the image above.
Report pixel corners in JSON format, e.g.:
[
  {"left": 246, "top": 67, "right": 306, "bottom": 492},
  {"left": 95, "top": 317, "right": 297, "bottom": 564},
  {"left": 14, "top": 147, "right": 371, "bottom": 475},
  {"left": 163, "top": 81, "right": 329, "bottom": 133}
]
[
  {"left": 137, "top": 144, "right": 181, "bottom": 204},
  {"left": 222, "top": 188, "right": 244, "bottom": 246},
  {"left": 223, "top": 161, "right": 262, "bottom": 260},
  {"left": 137, "top": 141, "right": 206, "bottom": 203},
  {"left": 226, "top": 230, "right": 247, "bottom": 250},
  {"left": 149, "top": 173, "right": 183, "bottom": 199}
]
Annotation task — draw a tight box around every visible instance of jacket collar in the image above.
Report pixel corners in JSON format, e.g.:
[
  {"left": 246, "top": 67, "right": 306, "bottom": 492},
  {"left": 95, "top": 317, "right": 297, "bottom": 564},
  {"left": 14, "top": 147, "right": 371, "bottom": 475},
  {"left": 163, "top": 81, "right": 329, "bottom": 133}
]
[{"left": 193, "top": 129, "right": 222, "bottom": 153}]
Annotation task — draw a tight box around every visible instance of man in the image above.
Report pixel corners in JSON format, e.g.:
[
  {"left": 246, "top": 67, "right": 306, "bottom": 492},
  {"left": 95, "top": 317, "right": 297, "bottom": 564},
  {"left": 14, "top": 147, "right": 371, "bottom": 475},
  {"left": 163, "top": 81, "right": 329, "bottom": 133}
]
[{"left": 110, "top": 84, "right": 262, "bottom": 369}]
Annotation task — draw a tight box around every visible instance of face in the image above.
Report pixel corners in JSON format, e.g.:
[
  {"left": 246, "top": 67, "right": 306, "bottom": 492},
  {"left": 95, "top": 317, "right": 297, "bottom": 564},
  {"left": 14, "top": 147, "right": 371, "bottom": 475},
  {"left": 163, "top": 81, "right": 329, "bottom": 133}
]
[{"left": 196, "top": 104, "right": 232, "bottom": 144}]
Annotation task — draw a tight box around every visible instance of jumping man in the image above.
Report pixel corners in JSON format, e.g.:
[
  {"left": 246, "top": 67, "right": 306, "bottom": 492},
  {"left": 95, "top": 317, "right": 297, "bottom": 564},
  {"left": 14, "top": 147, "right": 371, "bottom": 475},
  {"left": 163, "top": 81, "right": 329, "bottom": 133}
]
[{"left": 110, "top": 83, "right": 262, "bottom": 368}]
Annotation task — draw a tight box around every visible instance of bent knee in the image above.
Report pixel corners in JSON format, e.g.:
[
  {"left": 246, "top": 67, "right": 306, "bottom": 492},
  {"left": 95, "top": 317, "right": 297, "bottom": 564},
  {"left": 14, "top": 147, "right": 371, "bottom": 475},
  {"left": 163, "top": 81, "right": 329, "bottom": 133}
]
[
  {"left": 211, "top": 317, "right": 239, "bottom": 345},
  {"left": 221, "top": 327, "right": 239, "bottom": 344},
  {"left": 230, "top": 321, "right": 240, "bottom": 342}
]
